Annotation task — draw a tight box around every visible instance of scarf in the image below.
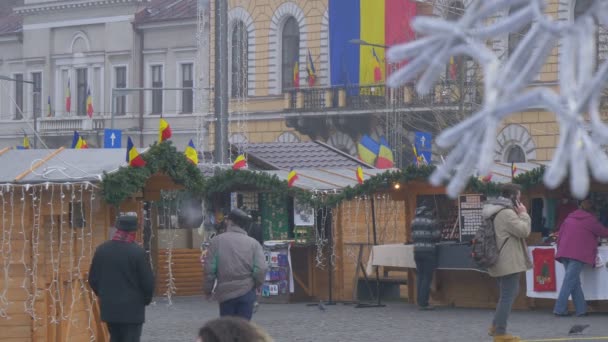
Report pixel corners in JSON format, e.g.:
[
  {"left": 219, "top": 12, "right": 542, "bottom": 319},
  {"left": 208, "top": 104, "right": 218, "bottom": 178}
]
[{"left": 112, "top": 229, "right": 136, "bottom": 243}]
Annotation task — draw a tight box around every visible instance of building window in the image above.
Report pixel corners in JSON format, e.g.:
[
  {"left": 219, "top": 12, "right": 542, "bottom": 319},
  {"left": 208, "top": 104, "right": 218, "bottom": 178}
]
[
  {"left": 14, "top": 74, "right": 23, "bottom": 120},
  {"left": 115, "top": 66, "right": 127, "bottom": 116},
  {"left": 508, "top": 4, "right": 531, "bottom": 56},
  {"left": 505, "top": 145, "right": 526, "bottom": 163},
  {"left": 31, "top": 72, "right": 42, "bottom": 118},
  {"left": 181, "top": 63, "right": 193, "bottom": 113},
  {"left": 281, "top": 17, "right": 300, "bottom": 90},
  {"left": 76, "top": 68, "right": 88, "bottom": 116},
  {"left": 574, "top": 0, "right": 600, "bottom": 63},
  {"left": 231, "top": 21, "right": 248, "bottom": 98},
  {"left": 151, "top": 65, "right": 163, "bottom": 114}
]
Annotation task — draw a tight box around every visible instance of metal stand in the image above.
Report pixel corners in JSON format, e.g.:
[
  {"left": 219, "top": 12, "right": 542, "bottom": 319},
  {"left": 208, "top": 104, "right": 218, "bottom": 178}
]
[{"left": 356, "top": 196, "right": 386, "bottom": 308}]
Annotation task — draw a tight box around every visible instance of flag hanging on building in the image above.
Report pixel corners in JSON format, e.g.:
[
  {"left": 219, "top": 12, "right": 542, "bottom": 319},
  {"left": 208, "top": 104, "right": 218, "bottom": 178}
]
[
  {"left": 511, "top": 162, "right": 517, "bottom": 179},
  {"left": 17, "top": 136, "right": 30, "bottom": 150},
  {"left": 372, "top": 48, "right": 383, "bottom": 83},
  {"left": 184, "top": 139, "right": 198, "bottom": 165},
  {"left": 65, "top": 78, "right": 71, "bottom": 114},
  {"left": 356, "top": 166, "right": 364, "bottom": 184},
  {"left": 375, "top": 137, "right": 394, "bottom": 169},
  {"left": 86, "top": 87, "right": 93, "bottom": 118},
  {"left": 71, "top": 131, "right": 88, "bottom": 149},
  {"left": 449, "top": 56, "right": 458, "bottom": 80},
  {"left": 357, "top": 135, "right": 380, "bottom": 165},
  {"left": 233, "top": 154, "right": 247, "bottom": 170},
  {"left": 126, "top": 137, "right": 146, "bottom": 167},
  {"left": 329, "top": 0, "right": 417, "bottom": 86},
  {"left": 47, "top": 96, "right": 52, "bottom": 117},
  {"left": 158, "top": 118, "right": 172, "bottom": 142},
  {"left": 306, "top": 49, "right": 316, "bottom": 87},
  {"left": 287, "top": 169, "right": 299, "bottom": 187},
  {"left": 293, "top": 57, "right": 300, "bottom": 88}
]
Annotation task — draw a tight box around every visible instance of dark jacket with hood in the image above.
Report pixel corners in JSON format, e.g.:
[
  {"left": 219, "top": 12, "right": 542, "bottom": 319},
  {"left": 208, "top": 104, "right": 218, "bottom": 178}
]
[{"left": 411, "top": 205, "right": 441, "bottom": 255}]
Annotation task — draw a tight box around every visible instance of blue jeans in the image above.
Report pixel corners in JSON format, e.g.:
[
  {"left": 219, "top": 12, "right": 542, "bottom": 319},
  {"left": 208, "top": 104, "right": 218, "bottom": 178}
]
[
  {"left": 554, "top": 258, "right": 587, "bottom": 316},
  {"left": 493, "top": 273, "right": 520, "bottom": 335},
  {"left": 414, "top": 253, "right": 437, "bottom": 307},
  {"left": 219, "top": 288, "right": 256, "bottom": 320}
]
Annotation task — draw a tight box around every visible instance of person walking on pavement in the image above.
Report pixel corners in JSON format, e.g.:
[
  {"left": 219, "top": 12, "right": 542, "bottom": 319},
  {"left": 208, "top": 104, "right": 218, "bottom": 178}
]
[
  {"left": 483, "top": 184, "right": 531, "bottom": 342},
  {"left": 204, "top": 209, "right": 267, "bottom": 320},
  {"left": 553, "top": 196, "right": 608, "bottom": 317},
  {"left": 88, "top": 214, "right": 155, "bottom": 342},
  {"left": 411, "top": 199, "right": 441, "bottom": 310}
]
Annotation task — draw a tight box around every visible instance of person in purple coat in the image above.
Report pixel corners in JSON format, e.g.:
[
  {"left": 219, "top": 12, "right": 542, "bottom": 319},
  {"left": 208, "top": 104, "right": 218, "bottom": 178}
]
[{"left": 553, "top": 197, "right": 608, "bottom": 317}]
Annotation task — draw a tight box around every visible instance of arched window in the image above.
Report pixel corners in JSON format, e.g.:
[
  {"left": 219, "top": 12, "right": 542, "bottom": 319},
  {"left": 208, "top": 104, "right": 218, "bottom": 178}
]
[
  {"left": 281, "top": 17, "right": 300, "bottom": 90},
  {"left": 508, "top": 4, "right": 532, "bottom": 56},
  {"left": 505, "top": 145, "right": 526, "bottom": 163},
  {"left": 231, "top": 21, "right": 248, "bottom": 98}
]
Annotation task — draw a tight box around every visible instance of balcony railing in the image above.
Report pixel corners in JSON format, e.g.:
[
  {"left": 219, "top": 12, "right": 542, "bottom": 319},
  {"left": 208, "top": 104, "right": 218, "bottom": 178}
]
[
  {"left": 38, "top": 117, "right": 105, "bottom": 132},
  {"left": 284, "top": 81, "right": 482, "bottom": 112}
]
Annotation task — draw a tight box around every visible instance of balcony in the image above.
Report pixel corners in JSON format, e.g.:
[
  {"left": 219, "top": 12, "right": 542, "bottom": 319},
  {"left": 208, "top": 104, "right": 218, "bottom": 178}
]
[
  {"left": 284, "top": 81, "right": 482, "bottom": 113},
  {"left": 38, "top": 117, "right": 106, "bottom": 132}
]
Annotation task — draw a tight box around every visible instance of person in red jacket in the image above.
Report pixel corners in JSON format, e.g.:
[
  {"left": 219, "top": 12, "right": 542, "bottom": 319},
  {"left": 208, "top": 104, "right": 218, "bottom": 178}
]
[{"left": 554, "top": 197, "right": 608, "bottom": 317}]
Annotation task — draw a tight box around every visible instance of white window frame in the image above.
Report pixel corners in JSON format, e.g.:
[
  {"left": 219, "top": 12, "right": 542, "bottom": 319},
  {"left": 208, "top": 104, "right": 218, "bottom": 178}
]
[
  {"left": 146, "top": 62, "right": 165, "bottom": 115},
  {"left": 111, "top": 64, "right": 129, "bottom": 116},
  {"left": 12, "top": 72, "right": 24, "bottom": 120},
  {"left": 176, "top": 60, "right": 195, "bottom": 115},
  {"left": 29, "top": 69, "right": 44, "bottom": 119}
]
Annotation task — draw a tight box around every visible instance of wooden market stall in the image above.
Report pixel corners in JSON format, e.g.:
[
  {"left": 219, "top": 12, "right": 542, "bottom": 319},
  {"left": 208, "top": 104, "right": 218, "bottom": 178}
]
[{"left": 0, "top": 147, "right": 134, "bottom": 342}]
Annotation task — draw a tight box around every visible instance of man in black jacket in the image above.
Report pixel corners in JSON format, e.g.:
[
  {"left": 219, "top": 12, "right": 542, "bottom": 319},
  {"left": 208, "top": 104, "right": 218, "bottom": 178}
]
[
  {"left": 89, "top": 214, "right": 155, "bottom": 342},
  {"left": 411, "top": 200, "right": 441, "bottom": 310}
]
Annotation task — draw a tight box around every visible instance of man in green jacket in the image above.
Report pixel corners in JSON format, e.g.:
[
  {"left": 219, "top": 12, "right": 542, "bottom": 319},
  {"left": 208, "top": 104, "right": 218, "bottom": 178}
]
[{"left": 203, "top": 209, "right": 267, "bottom": 320}]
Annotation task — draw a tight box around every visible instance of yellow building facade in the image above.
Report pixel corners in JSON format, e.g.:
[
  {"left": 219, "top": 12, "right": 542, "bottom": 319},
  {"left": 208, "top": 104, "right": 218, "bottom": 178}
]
[{"left": 207, "top": 0, "right": 597, "bottom": 166}]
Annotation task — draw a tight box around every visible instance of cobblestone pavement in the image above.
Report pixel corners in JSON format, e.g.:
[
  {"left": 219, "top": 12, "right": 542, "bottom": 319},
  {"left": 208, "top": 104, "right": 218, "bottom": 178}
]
[{"left": 142, "top": 296, "right": 608, "bottom": 342}]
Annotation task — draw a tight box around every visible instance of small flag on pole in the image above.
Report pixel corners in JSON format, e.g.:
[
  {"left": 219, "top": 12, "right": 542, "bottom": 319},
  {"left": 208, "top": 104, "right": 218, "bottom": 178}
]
[
  {"left": 158, "top": 118, "right": 172, "bottom": 142},
  {"left": 511, "top": 162, "right": 517, "bottom": 179},
  {"left": 306, "top": 49, "right": 316, "bottom": 87},
  {"left": 65, "top": 78, "right": 71, "bottom": 114},
  {"left": 71, "top": 131, "right": 88, "bottom": 149},
  {"left": 127, "top": 137, "right": 146, "bottom": 167},
  {"left": 86, "top": 87, "right": 93, "bottom": 118},
  {"left": 233, "top": 154, "right": 247, "bottom": 170},
  {"left": 184, "top": 139, "right": 198, "bottom": 164},
  {"left": 356, "top": 166, "right": 364, "bottom": 185},
  {"left": 287, "top": 169, "right": 299, "bottom": 187},
  {"left": 293, "top": 57, "right": 300, "bottom": 88}
]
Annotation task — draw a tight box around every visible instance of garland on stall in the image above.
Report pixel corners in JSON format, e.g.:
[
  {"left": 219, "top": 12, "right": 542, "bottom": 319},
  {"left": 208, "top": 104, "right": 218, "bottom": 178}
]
[
  {"left": 101, "top": 141, "right": 545, "bottom": 208},
  {"left": 101, "top": 141, "right": 205, "bottom": 206}
]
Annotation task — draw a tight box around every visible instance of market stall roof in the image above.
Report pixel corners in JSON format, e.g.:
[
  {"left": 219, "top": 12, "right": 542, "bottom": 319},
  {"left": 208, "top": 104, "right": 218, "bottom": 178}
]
[
  {"left": 263, "top": 168, "right": 394, "bottom": 191},
  {"left": 244, "top": 141, "right": 373, "bottom": 170},
  {"left": 0, "top": 148, "right": 132, "bottom": 184}
]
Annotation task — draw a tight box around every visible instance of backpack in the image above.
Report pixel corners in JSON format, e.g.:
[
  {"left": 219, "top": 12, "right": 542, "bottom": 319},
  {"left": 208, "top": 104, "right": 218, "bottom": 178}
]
[{"left": 470, "top": 209, "right": 509, "bottom": 269}]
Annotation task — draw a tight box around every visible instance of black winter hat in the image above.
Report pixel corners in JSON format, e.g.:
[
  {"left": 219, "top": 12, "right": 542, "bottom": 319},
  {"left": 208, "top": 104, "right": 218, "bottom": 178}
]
[
  {"left": 116, "top": 215, "right": 138, "bottom": 231},
  {"left": 227, "top": 208, "right": 252, "bottom": 227}
]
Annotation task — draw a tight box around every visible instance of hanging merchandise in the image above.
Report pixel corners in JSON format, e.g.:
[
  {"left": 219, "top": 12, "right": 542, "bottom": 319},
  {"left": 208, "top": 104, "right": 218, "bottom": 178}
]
[{"left": 532, "top": 248, "right": 556, "bottom": 292}]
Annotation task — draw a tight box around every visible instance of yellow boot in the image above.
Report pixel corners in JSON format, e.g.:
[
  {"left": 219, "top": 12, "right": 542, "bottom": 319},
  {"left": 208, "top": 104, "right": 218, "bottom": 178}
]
[{"left": 493, "top": 335, "right": 520, "bottom": 342}]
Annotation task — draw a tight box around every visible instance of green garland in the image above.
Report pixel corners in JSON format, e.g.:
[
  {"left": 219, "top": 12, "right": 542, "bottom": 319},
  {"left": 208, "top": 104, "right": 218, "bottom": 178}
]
[
  {"left": 101, "top": 140, "right": 545, "bottom": 209},
  {"left": 101, "top": 141, "right": 205, "bottom": 206}
]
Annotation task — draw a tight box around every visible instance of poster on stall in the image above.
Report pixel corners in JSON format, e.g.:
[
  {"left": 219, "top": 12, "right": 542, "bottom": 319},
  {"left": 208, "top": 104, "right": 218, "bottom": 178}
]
[
  {"left": 294, "top": 198, "right": 315, "bottom": 226},
  {"left": 532, "top": 248, "right": 556, "bottom": 292}
]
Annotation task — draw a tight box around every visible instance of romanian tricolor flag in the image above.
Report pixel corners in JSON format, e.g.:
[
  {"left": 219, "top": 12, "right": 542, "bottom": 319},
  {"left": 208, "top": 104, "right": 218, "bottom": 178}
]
[
  {"left": 356, "top": 166, "right": 364, "bottom": 184},
  {"left": 158, "top": 118, "right": 172, "bottom": 142},
  {"left": 126, "top": 137, "right": 146, "bottom": 167},
  {"left": 511, "top": 163, "right": 517, "bottom": 178},
  {"left": 233, "top": 154, "right": 247, "bottom": 170},
  {"left": 357, "top": 135, "right": 380, "bottom": 165},
  {"left": 71, "top": 131, "right": 88, "bottom": 149},
  {"left": 293, "top": 58, "right": 300, "bottom": 88},
  {"left": 17, "top": 136, "right": 30, "bottom": 150},
  {"left": 449, "top": 56, "right": 458, "bottom": 80},
  {"left": 375, "top": 137, "right": 394, "bottom": 169},
  {"left": 184, "top": 139, "right": 198, "bottom": 165},
  {"left": 86, "top": 87, "right": 93, "bottom": 118},
  {"left": 47, "top": 96, "right": 52, "bottom": 117},
  {"left": 329, "top": 0, "right": 417, "bottom": 86},
  {"left": 306, "top": 49, "right": 316, "bottom": 87},
  {"left": 65, "top": 78, "right": 71, "bottom": 114},
  {"left": 412, "top": 144, "right": 425, "bottom": 166},
  {"left": 287, "top": 169, "right": 299, "bottom": 187}
]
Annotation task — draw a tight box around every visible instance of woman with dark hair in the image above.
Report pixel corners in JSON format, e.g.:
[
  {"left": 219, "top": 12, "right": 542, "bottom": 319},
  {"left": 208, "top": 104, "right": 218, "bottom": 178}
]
[{"left": 197, "top": 317, "right": 273, "bottom": 342}]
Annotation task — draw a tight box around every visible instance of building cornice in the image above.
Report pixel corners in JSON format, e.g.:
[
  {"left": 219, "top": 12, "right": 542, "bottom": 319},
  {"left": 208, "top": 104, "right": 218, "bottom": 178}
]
[
  {"left": 14, "top": 0, "right": 149, "bottom": 15},
  {"left": 137, "top": 18, "right": 196, "bottom": 30}
]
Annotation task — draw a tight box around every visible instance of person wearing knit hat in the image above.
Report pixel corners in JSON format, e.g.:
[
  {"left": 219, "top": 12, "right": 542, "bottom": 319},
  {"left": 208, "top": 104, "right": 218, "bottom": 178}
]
[
  {"left": 88, "top": 214, "right": 155, "bottom": 342},
  {"left": 204, "top": 208, "right": 267, "bottom": 320}
]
